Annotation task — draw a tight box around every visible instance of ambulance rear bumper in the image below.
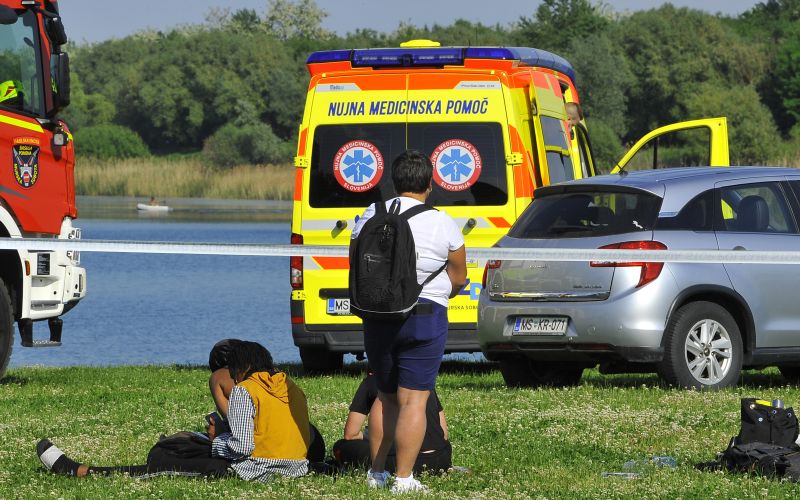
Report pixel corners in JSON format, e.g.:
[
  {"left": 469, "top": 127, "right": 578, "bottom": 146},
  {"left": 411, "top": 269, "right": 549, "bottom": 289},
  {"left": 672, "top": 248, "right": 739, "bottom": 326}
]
[{"left": 291, "top": 322, "right": 480, "bottom": 353}]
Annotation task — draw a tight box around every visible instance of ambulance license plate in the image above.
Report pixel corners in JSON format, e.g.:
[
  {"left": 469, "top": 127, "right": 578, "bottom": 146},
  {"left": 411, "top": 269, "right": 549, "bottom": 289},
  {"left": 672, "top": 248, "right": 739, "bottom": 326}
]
[
  {"left": 513, "top": 316, "right": 568, "bottom": 335},
  {"left": 327, "top": 298, "right": 351, "bottom": 316}
]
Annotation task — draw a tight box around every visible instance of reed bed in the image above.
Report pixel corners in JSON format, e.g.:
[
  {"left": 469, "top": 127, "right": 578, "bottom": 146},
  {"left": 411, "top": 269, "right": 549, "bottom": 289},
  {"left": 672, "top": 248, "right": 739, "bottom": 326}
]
[{"left": 76, "top": 157, "right": 295, "bottom": 201}]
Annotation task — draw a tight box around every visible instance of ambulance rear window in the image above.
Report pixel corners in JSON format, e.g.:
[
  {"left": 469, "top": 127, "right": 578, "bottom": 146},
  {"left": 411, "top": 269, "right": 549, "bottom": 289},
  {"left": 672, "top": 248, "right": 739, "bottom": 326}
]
[
  {"left": 309, "top": 124, "right": 406, "bottom": 208},
  {"left": 309, "top": 123, "right": 508, "bottom": 208},
  {"left": 409, "top": 122, "right": 507, "bottom": 207}
]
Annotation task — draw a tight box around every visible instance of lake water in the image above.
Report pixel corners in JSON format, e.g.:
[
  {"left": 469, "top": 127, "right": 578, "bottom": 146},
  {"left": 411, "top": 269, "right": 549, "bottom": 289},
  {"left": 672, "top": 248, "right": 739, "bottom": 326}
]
[{"left": 10, "top": 209, "right": 483, "bottom": 369}]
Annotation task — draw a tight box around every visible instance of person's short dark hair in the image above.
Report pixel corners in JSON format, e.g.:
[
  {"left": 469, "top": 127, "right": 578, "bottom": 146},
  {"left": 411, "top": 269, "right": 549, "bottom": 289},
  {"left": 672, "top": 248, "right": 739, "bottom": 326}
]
[
  {"left": 227, "top": 341, "right": 275, "bottom": 381},
  {"left": 391, "top": 150, "right": 432, "bottom": 194},
  {"left": 208, "top": 338, "right": 242, "bottom": 372}
]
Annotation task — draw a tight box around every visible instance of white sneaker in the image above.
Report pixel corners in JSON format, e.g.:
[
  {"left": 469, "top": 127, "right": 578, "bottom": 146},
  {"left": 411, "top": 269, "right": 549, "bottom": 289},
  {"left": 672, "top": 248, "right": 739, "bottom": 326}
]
[
  {"left": 367, "top": 469, "right": 390, "bottom": 489},
  {"left": 391, "top": 476, "right": 429, "bottom": 495}
]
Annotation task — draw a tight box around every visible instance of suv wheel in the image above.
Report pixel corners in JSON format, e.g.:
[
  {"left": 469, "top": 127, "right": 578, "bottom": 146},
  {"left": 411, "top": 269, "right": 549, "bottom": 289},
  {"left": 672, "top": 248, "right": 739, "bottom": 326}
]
[
  {"left": 500, "top": 358, "right": 583, "bottom": 388},
  {"left": 659, "top": 301, "right": 742, "bottom": 389}
]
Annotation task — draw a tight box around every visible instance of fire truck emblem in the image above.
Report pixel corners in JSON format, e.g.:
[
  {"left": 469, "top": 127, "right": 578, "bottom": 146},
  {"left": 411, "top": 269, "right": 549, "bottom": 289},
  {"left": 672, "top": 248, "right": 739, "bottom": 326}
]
[
  {"left": 333, "top": 140, "right": 384, "bottom": 192},
  {"left": 12, "top": 138, "right": 40, "bottom": 188},
  {"left": 430, "top": 139, "right": 482, "bottom": 192}
]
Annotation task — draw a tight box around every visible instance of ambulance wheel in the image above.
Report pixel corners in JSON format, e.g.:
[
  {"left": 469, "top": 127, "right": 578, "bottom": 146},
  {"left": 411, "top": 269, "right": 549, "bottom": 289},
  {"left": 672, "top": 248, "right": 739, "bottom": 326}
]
[
  {"left": 300, "top": 348, "right": 343, "bottom": 374},
  {"left": 0, "top": 279, "right": 13, "bottom": 380}
]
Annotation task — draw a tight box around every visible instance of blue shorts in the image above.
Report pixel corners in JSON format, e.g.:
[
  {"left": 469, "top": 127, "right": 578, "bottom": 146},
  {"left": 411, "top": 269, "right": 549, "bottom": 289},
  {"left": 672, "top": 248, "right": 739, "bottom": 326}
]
[{"left": 363, "top": 298, "right": 448, "bottom": 393}]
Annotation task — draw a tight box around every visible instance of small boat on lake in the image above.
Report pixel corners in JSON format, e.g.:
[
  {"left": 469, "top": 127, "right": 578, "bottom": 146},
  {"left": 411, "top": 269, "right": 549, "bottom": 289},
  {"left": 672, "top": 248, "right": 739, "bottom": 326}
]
[{"left": 137, "top": 203, "right": 170, "bottom": 213}]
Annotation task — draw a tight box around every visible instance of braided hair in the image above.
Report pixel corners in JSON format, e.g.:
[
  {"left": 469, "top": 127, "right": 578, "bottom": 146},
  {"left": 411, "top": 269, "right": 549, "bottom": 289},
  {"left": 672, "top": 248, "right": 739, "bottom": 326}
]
[
  {"left": 227, "top": 341, "right": 276, "bottom": 382},
  {"left": 208, "top": 338, "right": 242, "bottom": 372}
]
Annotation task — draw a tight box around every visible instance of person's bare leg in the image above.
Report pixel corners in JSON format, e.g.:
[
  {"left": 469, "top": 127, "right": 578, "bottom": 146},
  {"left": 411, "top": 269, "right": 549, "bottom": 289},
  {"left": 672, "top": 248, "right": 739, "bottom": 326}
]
[
  {"left": 393, "top": 387, "right": 430, "bottom": 478},
  {"left": 369, "top": 390, "right": 398, "bottom": 473}
]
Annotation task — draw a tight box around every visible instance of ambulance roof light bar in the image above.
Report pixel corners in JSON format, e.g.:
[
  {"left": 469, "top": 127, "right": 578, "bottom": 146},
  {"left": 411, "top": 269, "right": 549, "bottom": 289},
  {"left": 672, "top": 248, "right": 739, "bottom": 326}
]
[{"left": 307, "top": 46, "right": 575, "bottom": 81}]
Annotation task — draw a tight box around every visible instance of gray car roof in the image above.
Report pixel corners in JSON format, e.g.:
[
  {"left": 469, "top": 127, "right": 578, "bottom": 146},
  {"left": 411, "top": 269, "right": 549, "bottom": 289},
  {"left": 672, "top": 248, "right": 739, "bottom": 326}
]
[{"left": 542, "top": 166, "right": 800, "bottom": 217}]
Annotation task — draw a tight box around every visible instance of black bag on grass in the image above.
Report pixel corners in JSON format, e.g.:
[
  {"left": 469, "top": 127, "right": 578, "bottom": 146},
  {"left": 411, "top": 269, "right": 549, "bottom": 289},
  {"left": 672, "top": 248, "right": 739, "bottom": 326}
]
[
  {"left": 736, "top": 398, "right": 798, "bottom": 447},
  {"left": 146, "top": 431, "right": 230, "bottom": 477},
  {"left": 721, "top": 441, "right": 800, "bottom": 480},
  {"left": 349, "top": 199, "right": 445, "bottom": 322}
]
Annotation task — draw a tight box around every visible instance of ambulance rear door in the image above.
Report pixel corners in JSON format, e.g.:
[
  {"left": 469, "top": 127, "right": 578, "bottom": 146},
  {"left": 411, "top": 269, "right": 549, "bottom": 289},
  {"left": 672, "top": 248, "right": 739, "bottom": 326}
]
[
  {"left": 302, "top": 73, "right": 409, "bottom": 327},
  {"left": 406, "top": 72, "right": 511, "bottom": 324}
]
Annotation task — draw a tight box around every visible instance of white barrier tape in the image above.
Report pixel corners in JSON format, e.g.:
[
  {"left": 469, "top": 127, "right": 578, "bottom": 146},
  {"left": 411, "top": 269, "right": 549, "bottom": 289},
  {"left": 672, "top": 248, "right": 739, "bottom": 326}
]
[{"left": 1, "top": 238, "right": 800, "bottom": 264}]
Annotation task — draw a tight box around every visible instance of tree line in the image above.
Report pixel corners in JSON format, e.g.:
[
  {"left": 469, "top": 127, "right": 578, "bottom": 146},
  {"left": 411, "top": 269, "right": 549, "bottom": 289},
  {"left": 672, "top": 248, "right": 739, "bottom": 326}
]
[{"left": 63, "top": 0, "right": 800, "bottom": 167}]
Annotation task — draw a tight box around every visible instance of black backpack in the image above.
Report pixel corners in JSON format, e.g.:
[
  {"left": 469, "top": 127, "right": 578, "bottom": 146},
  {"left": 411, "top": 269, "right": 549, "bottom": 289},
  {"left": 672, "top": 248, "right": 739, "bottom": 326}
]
[
  {"left": 698, "top": 398, "right": 800, "bottom": 480},
  {"left": 349, "top": 199, "right": 446, "bottom": 322},
  {"left": 736, "top": 398, "right": 799, "bottom": 447}
]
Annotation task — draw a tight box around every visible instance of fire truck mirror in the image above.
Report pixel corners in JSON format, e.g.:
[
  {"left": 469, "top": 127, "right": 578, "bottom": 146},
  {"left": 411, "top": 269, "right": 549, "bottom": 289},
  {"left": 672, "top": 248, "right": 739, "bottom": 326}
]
[
  {"left": 52, "top": 52, "right": 70, "bottom": 111},
  {"left": 0, "top": 6, "right": 17, "bottom": 25},
  {"left": 46, "top": 17, "right": 67, "bottom": 46}
]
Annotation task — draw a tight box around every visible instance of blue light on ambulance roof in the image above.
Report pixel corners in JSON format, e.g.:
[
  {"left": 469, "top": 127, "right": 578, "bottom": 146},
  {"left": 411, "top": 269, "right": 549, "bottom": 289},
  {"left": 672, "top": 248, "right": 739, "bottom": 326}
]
[
  {"left": 464, "top": 47, "right": 575, "bottom": 81},
  {"left": 306, "top": 46, "right": 575, "bottom": 80},
  {"left": 352, "top": 48, "right": 464, "bottom": 67},
  {"left": 307, "top": 50, "right": 352, "bottom": 64}
]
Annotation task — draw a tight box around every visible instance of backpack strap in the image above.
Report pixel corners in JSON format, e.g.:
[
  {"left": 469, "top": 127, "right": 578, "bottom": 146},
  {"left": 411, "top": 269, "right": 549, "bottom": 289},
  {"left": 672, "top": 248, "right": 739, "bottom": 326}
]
[
  {"left": 399, "top": 202, "right": 436, "bottom": 221},
  {"left": 396, "top": 201, "right": 446, "bottom": 286},
  {"left": 374, "top": 200, "right": 387, "bottom": 215},
  {"left": 421, "top": 262, "right": 448, "bottom": 287}
]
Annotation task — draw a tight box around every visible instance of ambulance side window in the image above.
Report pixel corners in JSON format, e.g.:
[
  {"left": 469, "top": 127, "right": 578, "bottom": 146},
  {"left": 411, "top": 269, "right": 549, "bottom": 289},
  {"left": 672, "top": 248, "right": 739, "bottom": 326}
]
[{"left": 540, "top": 116, "right": 574, "bottom": 184}]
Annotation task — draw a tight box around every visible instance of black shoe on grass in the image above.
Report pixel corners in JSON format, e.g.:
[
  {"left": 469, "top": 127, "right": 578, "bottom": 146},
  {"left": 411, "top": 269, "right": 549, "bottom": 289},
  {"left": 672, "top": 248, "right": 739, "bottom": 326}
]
[{"left": 36, "top": 439, "right": 81, "bottom": 476}]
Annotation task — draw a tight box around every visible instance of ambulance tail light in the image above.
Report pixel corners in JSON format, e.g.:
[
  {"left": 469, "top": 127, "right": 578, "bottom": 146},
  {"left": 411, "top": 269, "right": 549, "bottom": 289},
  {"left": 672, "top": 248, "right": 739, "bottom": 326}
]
[
  {"left": 290, "top": 233, "right": 303, "bottom": 290},
  {"left": 482, "top": 259, "right": 502, "bottom": 289}
]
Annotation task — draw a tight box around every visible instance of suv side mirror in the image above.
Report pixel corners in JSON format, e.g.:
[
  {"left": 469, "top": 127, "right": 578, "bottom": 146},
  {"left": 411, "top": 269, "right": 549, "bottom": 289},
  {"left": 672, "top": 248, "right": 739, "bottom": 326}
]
[
  {"left": 51, "top": 52, "right": 70, "bottom": 112},
  {"left": 46, "top": 17, "right": 67, "bottom": 45},
  {"left": 0, "top": 6, "right": 17, "bottom": 25}
]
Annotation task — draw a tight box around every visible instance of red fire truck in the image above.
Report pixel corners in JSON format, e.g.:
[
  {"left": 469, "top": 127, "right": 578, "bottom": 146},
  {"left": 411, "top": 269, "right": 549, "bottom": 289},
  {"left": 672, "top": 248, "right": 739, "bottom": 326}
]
[{"left": 0, "top": 0, "right": 85, "bottom": 378}]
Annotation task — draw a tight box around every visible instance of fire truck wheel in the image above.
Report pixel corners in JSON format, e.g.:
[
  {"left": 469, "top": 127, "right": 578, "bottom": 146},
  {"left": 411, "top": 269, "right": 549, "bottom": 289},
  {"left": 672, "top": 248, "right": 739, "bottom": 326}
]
[{"left": 0, "top": 278, "right": 13, "bottom": 380}]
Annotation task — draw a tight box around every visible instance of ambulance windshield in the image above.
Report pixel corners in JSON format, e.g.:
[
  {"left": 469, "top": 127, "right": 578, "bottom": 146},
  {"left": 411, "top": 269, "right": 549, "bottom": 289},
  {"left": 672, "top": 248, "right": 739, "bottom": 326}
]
[{"left": 309, "top": 122, "right": 508, "bottom": 208}]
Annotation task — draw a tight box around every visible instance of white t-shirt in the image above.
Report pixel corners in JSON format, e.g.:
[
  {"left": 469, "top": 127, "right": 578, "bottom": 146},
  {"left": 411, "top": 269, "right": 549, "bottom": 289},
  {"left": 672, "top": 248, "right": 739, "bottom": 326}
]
[{"left": 351, "top": 197, "right": 465, "bottom": 307}]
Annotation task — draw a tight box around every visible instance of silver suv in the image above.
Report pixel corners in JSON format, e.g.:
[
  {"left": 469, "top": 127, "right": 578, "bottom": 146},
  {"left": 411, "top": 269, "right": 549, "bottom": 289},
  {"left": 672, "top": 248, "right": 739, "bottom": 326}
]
[{"left": 478, "top": 167, "right": 800, "bottom": 389}]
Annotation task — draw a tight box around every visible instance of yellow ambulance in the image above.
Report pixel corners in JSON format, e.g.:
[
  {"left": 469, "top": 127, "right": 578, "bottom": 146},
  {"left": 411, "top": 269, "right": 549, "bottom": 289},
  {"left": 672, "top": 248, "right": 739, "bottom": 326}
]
[{"left": 290, "top": 40, "right": 729, "bottom": 371}]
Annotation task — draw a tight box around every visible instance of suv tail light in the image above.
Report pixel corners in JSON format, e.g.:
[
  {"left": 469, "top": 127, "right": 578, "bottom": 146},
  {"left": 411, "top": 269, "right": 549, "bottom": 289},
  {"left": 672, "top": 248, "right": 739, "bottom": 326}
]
[
  {"left": 482, "top": 259, "right": 502, "bottom": 288},
  {"left": 290, "top": 233, "right": 303, "bottom": 290},
  {"left": 590, "top": 241, "right": 667, "bottom": 288}
]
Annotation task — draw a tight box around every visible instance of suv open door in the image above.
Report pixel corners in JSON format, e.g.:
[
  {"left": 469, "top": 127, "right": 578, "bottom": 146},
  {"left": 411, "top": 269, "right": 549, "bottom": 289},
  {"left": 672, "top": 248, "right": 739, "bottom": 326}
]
[{"left": 611, "top": 117, "right": 729, "bottom": 173}]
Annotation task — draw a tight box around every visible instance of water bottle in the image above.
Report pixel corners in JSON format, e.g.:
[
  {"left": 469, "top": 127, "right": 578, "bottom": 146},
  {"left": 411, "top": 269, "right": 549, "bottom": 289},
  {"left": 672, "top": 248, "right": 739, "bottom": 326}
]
[
  {"left": 652, "top": 456, "right": 677, "bottom": 468},
  {"left": 773, "top": 398, "right": 785, "bottom": 409}
]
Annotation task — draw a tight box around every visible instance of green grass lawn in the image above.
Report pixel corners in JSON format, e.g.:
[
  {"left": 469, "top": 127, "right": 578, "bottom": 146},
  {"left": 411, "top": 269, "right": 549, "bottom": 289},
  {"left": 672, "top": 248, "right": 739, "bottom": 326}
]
[{"left": 3, "top": 362, "right": 800, "bottom": 499}]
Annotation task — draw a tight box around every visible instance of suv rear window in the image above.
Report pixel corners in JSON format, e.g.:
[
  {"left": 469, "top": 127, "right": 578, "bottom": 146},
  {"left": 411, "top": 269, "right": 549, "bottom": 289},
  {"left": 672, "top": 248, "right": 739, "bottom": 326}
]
[
  {"left": 309, "top": 123, "right": 507, "bottom": 208},
  {"left": 508, "top": 188, "right": 662, "bottom": 238}
]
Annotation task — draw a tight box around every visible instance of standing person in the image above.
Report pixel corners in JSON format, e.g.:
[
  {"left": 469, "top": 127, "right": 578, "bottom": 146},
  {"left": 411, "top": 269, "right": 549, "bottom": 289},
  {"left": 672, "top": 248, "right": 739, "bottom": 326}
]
[
  {"left": 332, "top": 373, "right": 451, "bottom": 474},
  {"left": 349, "top": 149, "right": 467, "bottom": 493}
]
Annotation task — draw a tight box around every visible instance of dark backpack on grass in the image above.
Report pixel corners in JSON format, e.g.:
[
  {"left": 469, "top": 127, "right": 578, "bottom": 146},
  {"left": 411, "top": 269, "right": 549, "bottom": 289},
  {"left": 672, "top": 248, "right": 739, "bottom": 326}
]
[
  {"left": 349, "top": 199, "right": 446, "bottom": 322},
  {"left": 703, "top": 398, "right": 800, "bottom": 481},
  {"left": 736, "top": 398, "right": 798, "bottom": 447}
]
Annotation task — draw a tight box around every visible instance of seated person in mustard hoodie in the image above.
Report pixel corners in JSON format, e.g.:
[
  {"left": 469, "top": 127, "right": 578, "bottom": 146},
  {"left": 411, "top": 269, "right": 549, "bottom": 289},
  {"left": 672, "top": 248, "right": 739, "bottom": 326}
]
[
  {"left": 36, "top": 341, "right": 311, "bottom": 482},
  {"left": 209, "top": 340, "right": 311, "bottom": 481}
]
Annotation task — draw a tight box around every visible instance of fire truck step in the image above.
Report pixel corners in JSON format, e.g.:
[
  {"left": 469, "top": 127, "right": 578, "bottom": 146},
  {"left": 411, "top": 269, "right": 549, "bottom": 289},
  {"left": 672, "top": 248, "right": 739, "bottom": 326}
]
[
  {"left": 26, "top": 340, "right": 63, "bottom": 348},
  {"left": 18, "top": 318, "right": 63, "bottom": 348}
]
